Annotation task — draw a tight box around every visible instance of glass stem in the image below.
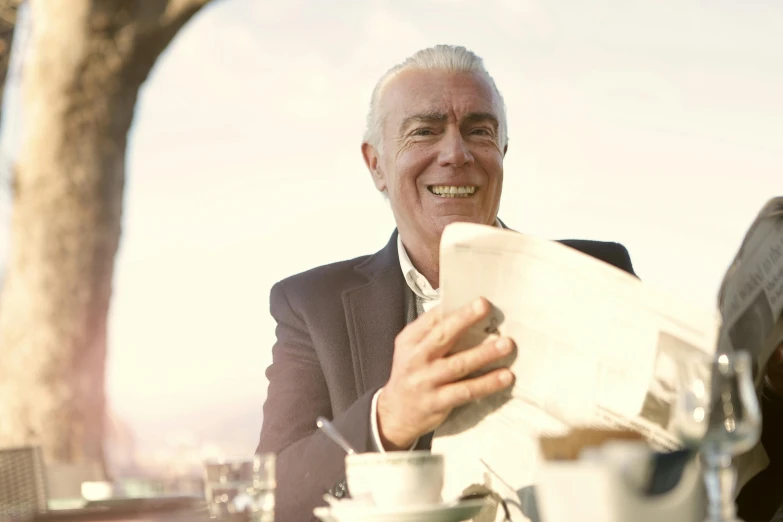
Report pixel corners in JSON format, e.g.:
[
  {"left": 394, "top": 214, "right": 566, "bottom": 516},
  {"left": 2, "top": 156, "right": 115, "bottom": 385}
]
[{"left": 702, "top": 453, "right": 740, "bottom": 522}]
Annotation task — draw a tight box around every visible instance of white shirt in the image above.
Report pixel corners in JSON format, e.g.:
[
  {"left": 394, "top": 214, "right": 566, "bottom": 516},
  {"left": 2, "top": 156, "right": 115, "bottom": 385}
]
[{"left": 370, "top": 219, "right": 504, "bottom": 451}]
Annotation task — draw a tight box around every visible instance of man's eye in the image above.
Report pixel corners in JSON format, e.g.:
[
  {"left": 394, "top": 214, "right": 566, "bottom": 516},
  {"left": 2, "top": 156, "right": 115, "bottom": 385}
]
[
  {"left": 412, "top": 128, "right": 434, "bottom": 136},
  {"left": 470, "top": 128, "right": 493, "bottom": 136}
]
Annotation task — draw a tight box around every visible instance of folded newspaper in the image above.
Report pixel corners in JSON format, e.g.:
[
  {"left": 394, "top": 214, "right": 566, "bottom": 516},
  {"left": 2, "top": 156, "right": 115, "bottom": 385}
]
[{"left": 432, "top": 196, "right": 783, "bottom": 522}]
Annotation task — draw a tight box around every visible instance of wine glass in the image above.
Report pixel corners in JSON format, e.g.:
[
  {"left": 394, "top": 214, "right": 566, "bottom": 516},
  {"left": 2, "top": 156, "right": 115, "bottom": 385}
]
[
  {"left": 673, "top": 350, "right": 761, "bottom": 522},
  {"left": 203, "top": 454, "right": 276, "bottom": 521}
]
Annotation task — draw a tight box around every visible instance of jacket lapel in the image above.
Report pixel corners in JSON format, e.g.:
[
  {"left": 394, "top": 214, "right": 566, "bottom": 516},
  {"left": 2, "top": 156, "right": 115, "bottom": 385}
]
[{"left": 342, "top": 230, "right": 409, "bottom": 396}]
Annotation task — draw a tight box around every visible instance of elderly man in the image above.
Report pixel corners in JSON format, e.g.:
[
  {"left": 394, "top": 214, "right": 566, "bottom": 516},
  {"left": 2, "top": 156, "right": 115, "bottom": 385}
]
[{"left": 257, "top": 45, "right": 783, "bottom": 521}]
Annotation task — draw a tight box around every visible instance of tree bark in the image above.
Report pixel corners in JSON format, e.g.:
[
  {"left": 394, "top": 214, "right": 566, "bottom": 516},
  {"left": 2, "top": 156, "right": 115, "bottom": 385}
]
[
  {"left": 0, "top": 0, "right": 211, "bottom": 468},
  {"left": 0, "top": 0, "right": 22, "bottom": 121}
]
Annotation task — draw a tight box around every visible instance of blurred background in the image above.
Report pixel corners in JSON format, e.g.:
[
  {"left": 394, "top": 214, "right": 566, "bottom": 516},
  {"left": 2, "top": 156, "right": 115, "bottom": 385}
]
[{"left": 0, "top": 0, "right": 781, "bottom": 488}]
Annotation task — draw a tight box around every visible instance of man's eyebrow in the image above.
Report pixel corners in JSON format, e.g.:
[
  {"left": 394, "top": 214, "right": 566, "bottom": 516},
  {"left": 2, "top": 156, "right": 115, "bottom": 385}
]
[
  {"left": 399, "top": 112, "right": 448, "bottom": 131},
  {"left": 463, "top": 112, "right": 499, "bottom": 127}
]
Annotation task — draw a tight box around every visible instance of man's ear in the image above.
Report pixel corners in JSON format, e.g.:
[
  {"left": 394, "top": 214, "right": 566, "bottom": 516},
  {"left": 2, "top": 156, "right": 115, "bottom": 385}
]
[
  {"left": 503, "top": 143, "right": 508, "bottom": 158},
  {"left": 362, "top": 142, "right": 386, "bottom": 192}
]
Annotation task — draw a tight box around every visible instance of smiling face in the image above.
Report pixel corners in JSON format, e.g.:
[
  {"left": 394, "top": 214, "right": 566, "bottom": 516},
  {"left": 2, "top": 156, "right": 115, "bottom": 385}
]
[{"left": 362, "top": 69, "right": 506, "bottom": 256}]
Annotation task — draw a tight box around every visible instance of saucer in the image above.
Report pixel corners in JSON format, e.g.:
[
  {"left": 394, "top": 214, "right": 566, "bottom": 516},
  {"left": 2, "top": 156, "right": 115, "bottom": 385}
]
[{"left": 313, "top": 498, "right": 486, "bottom": 522}]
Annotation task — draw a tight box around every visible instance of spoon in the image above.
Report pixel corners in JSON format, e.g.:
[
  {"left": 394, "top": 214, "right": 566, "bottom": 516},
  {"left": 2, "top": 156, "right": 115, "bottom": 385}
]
[{"left": 316, "top": 416, "right": 357, "bottom": 455}]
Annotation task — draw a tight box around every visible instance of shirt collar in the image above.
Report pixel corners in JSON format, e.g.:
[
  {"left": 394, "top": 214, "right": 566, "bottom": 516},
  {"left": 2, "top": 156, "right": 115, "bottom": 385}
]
[{"left": 398, "top": 219, "right": 505, "bottom": 301}]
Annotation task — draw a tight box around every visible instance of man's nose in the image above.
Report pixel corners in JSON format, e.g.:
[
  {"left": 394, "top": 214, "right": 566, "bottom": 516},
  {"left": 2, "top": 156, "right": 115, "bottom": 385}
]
[{"left": 437, "top": 128, "right": 473, "bottom": 168}]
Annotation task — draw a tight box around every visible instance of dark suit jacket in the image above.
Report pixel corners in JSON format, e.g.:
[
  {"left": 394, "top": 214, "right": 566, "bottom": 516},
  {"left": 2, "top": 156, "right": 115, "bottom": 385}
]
[{"left": 257, "top": 228, "right": 783, "bottom": 522}]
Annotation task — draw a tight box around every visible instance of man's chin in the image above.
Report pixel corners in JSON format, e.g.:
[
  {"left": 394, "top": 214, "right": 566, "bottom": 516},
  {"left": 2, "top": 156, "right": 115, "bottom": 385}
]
[
  {"left": 429, "top": 215, "right": 490, "bottom": 238},
  {"left": 435, "top": 215, "right": 489, "bottom": 228}
]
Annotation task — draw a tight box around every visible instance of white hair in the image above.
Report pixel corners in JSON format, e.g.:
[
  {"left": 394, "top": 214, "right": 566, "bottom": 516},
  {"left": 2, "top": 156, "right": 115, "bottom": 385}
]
[{"left": 363, "top": 44, "right": 508, "bottom": 153}]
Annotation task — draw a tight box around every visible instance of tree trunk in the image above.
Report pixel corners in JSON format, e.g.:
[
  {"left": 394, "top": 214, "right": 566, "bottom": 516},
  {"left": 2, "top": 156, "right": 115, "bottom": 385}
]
[
  {"left": 0, "top": 0, "right": 211, "bottom": 468},
  {"left": 0, "top": 0, "right": 22, "bottom": 122}
]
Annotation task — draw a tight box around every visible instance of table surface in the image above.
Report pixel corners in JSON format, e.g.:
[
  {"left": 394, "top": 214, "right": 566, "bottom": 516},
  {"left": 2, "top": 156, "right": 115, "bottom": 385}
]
[{"left": 31, "top": 496, "right": 229, "bottom": 522}]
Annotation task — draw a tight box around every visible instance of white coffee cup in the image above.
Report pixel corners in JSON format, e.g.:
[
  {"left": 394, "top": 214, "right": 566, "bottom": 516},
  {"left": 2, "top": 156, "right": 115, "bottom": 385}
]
[
  {"left": 345, "top": 451, "right": 444, "bottom": 508},
  {"left": 81, "top": 481, "right": 114, "bottom": 501}
]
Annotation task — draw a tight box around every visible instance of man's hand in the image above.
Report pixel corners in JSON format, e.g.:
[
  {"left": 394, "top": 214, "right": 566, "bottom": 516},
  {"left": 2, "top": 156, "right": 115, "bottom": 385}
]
[
  {"left": 376, "top": 297, "right": 516, "bottom": 450},
  {"left": 766, "top": 343, "right": 783, "bottom": 396}
]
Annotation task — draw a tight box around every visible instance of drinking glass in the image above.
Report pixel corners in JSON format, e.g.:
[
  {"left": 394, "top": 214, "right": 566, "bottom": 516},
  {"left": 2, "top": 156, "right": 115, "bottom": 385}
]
[
  {"left": 673, "top": 350, "right": 761, "bottom": 522},
  {"left": 203, "top": 454, "right": 276, "bottom": 521}
]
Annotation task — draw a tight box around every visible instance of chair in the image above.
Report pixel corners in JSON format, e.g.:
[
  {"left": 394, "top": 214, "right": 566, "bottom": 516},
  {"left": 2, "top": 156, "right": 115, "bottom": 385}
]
[{"left": 0, "top": 446, "right": 48, "bottom": 521}]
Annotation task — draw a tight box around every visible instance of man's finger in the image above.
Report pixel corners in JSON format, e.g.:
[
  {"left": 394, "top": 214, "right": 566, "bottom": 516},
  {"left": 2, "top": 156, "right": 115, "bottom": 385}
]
[
  {"left": 395, "top": 304, "right": 444, "bottom": 345},
  {"left": 431, "top": 368, "right": 515, "bottom": 412},
  {"left": 418, "top": 298, "right": 490, "bottom": 358},
  {"left": 427, "top": 337, "right": 515, "bottom": 385}
]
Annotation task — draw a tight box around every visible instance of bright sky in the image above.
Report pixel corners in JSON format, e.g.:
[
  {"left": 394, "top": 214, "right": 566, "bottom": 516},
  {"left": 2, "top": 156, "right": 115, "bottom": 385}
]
[{"left": 3, "top": 0, "right": 783, "bottom": 462}]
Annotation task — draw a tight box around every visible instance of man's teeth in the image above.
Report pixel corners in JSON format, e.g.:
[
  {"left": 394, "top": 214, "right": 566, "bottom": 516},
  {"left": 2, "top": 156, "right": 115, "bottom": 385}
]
[{"left": 428, "top": 185, "right": 476, "bottom": 198}]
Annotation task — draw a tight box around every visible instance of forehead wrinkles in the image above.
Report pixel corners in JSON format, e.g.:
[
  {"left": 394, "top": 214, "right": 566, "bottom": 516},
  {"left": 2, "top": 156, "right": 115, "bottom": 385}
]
[{"left": 379, "top": 70, "right": 501, "bottom": 139}]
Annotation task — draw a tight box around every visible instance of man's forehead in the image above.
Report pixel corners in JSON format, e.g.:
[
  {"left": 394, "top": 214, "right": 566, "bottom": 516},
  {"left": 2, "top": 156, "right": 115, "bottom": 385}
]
[{"left": 380, "top": 69, "right": 500, "bottom": 124}]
